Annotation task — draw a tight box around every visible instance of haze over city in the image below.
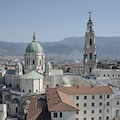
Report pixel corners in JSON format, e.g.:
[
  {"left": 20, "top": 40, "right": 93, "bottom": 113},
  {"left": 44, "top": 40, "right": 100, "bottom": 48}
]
[{"left": 0, "top": 0, "right": 120, "bottom": 43}]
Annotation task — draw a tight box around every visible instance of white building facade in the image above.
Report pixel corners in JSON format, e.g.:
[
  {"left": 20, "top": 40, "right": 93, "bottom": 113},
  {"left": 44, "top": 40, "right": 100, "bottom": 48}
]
[
  {"left": 46, "top": 86, "right": 120, "bottom": 120},
  {"left": 94, "top": 69, "right": 120, "bottom": 88}
]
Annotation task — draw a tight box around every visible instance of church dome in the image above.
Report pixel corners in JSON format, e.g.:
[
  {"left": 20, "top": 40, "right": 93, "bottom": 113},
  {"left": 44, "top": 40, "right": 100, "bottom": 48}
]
[
  {"left": 16, "top": 62, "right": 22, "bottom": 67},
  {"left": 26, "top": 33, "right": 44, "bottom": 53},
  {"left": 46, "top": 61, "right": 52, "bottom": 68},
  {"left": 24, "top": 99, "right": 30, "bottom": 105},
  {"left": 62, "top": 77, "right": 71, "bottom": 86}
]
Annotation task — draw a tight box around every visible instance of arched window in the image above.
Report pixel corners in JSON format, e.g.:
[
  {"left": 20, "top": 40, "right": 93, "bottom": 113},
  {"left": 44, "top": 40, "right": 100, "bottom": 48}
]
[
  {"left": 116, "top": 109, "right": 119, "bottom": 118},
  {"left": 90, "top": 39, "right": 92, "bottom": 45},
  {"left": 90, "top": 53, "right": 92, "bottom": 59}
]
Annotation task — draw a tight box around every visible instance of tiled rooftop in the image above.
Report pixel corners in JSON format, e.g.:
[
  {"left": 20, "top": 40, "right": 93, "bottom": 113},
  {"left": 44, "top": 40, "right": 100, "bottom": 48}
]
[{"left": 46, "top": 86, "right": 113, "bottom": 112}]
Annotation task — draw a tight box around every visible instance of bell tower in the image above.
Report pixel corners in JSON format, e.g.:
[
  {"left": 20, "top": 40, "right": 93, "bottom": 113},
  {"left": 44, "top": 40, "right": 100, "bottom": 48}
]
[{"left": 83, "top": 10, "right": 97, "bottom": 75}]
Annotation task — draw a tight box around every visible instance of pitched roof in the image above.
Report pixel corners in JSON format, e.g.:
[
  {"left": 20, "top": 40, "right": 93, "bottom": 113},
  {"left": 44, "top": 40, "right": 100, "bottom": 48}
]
[
  {"left": 46, "top": 86, "right": 113, "bottom": 112},
  {"left": 26, "top": 94, "right": 49, "bottom": 120},
  {"left": 46, "top": 88, "right": 79, "bottom": 112},
  {"left": 57, "top": 86, "right": 113, "bottom": 95},
  {"left": 26, "top": 94, "right": 41, "bottom": 120},
  {"left": 20, "top": 70, "right": 44, "bottom": 79}
]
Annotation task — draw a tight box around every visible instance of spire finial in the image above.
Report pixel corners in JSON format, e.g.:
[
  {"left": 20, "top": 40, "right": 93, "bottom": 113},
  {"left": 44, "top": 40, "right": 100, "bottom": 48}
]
[
  {"left": 88, "top": 10, "right": 92, "bottom": 20},
  {"left": 33, "top": 32, "right": 37, "bottom": 41}
]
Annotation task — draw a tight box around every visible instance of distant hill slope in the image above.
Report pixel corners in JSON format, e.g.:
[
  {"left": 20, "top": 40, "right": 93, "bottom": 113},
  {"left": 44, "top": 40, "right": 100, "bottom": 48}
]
[{"left": 0, "top": 36, "right": 120, "bottom": 59}]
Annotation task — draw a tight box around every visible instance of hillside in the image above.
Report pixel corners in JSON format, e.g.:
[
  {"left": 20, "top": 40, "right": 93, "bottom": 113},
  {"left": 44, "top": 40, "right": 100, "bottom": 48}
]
[{"left": 0, "top": 36, "right": 120, "bottom": 60}]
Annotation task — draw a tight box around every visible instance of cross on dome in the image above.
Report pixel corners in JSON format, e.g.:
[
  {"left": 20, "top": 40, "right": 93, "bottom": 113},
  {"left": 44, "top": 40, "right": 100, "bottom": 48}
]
[{"left": 88, "top": 10, "right": 92, "bottom": 20}]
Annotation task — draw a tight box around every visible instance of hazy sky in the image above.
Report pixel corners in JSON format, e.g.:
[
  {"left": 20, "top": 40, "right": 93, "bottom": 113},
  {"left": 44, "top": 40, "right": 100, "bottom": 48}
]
[{"left": 0, "top": 0, "right": 120, "bottom": 43}]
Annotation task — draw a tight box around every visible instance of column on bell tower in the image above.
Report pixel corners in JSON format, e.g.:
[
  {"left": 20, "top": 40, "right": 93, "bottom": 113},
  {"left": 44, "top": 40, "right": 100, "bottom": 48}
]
[{"left": 83, "top": 10, "right": 97, "bottom": 75}]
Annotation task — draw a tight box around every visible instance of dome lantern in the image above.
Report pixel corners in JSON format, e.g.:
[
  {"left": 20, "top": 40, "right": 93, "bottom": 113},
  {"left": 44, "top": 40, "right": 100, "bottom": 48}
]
[{"left": 33, "top": 33, "right": 37, "bottom": 41}]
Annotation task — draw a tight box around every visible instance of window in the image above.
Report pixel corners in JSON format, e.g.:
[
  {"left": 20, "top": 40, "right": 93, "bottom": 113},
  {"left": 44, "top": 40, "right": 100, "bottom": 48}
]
[
  {"left": 99, "top": 95, "right": 102, "bottom": 99},
  {"left": 108, "top": 75, "right": 109, "bottom": 77},
  {"left": 92, "top": 95, "right": 95, "bottom": 99},
  {"left": 84, "top": 103, "right": 87, "bottom": 107},
  {"left": 76, "top": 96, "right": 79, "bottom": 100},
  {"left": 107, "top": 109, "right": 109, "bottom": 113},
  {"left": 76, "top": 103, "right": 79, "bottom": 107},
  {"left": 91, "top": 110, "right": 94, "bottom": 113},
  {"left": 107, "top": 102, "right": 109, "bottom": 106},
  {"left": 98, "top": 74, "right": 100, "bottom": 77},
  {"left": 104, "top": 74, "right": 105, "bottom": 77},
  {"left": 17, "top": 84, "right": 19, "bottom": 88},
  {"left": 99, "top": 117, "right": 102, "bottom": 120},
  {"left": 99, "top": 110, "right": 102, "bottom": 113},
  {"left": 113, "top": 75, "right": 114, "bottom": 77},
  {"left": 106, "top": 116, "right": 109, "bottom": 120},
  {"left": 76, "top": 111, "right": 79, "bottom": 114},
  {"left": 29, "top": 90, "right": 31, "bottom": 93},
  {"left": 117, "top": 101, "right": 119, "bottom": 105},
  {"left": 23, "top": 90, "right": 25, "bottom": 92},
  {"left": 84, "top": 96, "right": 87, "bottom": 99},
  {"left": 90, "top": 39, "right": 92, "bottom": 45},
  {"left": 99, "top": 102, "right": 102, "bottom": 106},
  {"left": 7, "top": 104, "right": 9, "bottom": 109},
  {"left": 33, "top": 60, "right": 35, "bottom": 65},
  {"left": 76, "top": 118, "right": 79, "bottom": 120},
  {"left": 107, "top": 95, "right": 110, "bottom": 98},
  {"left": 92, "top": 103, "right": 94, "bottom": 107},
  {"left": 84, "top": 110, "right": 87, "bottom": 114},
  {"left": 16, "top": 107, "right": 18, "bottom": 113},
  {"left": 116, "top": 110, "right": 119, "bottom": 118},
  {"left": 90, "top": 68, "right": 92, "bottom": 73},
  {"left": 84, "top": 118, "right": 86, "bottom": 120},
  {"left": 27, "top": 60, "right": 28, "bottom": 64},
  {"left": 90, "top": 53, "right": 92, "bottom": 59},
  {"left": 60, "top": 112, "right": 62, "bottom": 117},
  {"left": 36, "top": 90, "right": 38, "bottom": 92},
  {"left": 54, "top": 112, "right": 57, "bottom": 117},
  {"left": 91, "top": 117, "right": 94, "bottom": 120}
]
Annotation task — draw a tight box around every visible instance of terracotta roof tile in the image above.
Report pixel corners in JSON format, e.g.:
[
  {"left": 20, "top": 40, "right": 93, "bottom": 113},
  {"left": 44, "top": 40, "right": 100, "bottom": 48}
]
[
  {"left": 46, "top": 86, "right": 113, "bottom": 112},
  {"left": 46, "top": 88, "right": 79, "bottom": 112},
  {"left": 26, "top": 94, "right": 48, "bottom": 120},
  {"left": 57, "top": 86, "right": 113, "bottom": 95},
  {"left": 72, "top": 63, "right": 84, "bottom": 66}
]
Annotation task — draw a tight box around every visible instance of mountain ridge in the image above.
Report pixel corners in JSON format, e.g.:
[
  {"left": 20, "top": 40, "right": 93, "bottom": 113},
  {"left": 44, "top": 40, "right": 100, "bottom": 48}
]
[{"left": 0, "top": 36, "right": 120, "bottom": 60}]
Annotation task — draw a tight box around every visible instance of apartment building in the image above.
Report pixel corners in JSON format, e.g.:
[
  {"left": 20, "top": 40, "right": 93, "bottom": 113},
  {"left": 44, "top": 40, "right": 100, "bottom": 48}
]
[{"left": 46, "top": 86, "right": 119, "bottom": 120}]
